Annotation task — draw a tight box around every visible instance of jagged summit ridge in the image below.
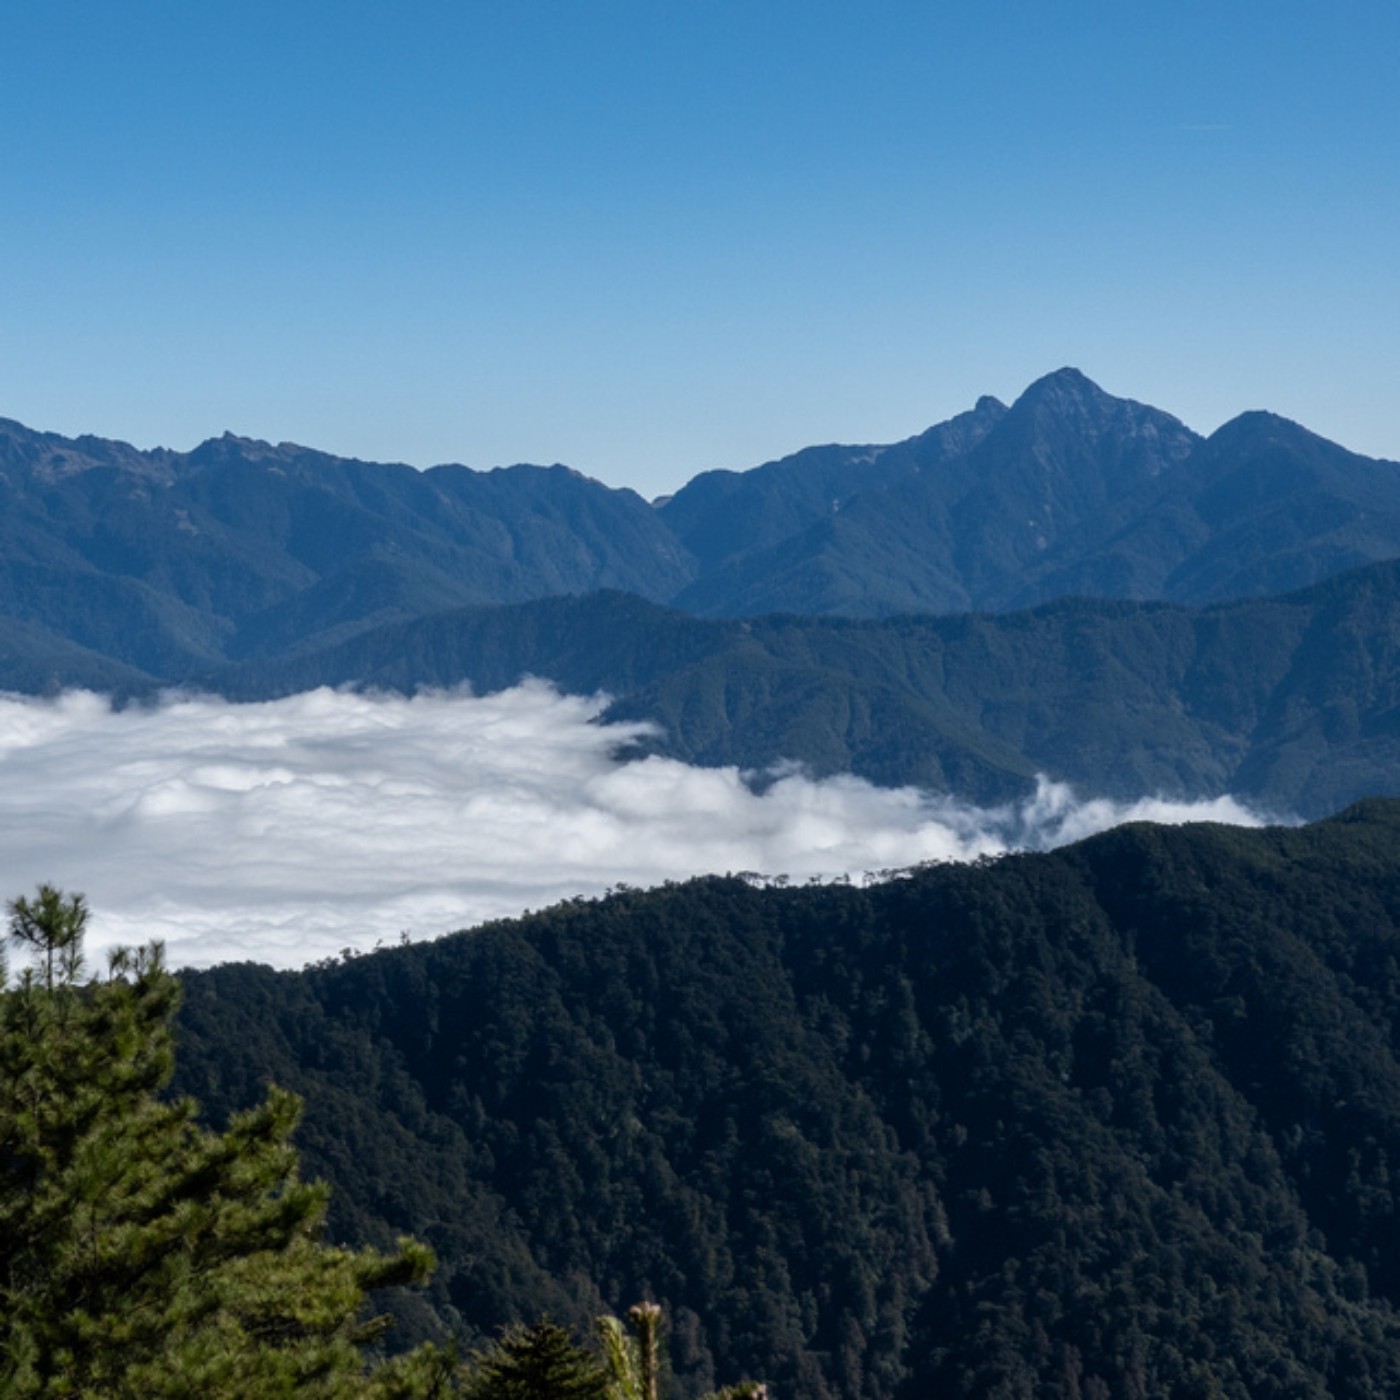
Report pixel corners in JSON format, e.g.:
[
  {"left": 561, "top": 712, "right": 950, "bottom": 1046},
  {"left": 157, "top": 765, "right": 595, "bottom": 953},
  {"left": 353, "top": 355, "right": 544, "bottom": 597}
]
[{"left": 1, "top": 370, "right": 1399, "bottom": 682}]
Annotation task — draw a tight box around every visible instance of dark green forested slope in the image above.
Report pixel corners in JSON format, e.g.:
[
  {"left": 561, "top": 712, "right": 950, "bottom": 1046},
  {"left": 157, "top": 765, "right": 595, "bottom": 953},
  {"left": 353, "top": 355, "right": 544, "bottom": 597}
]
[
  {"left": 175, "top": 802, "right": 1400, "bottom": 1398},
  {"left": 212, "top": 557, "right": 1400, "bottom": 817}
]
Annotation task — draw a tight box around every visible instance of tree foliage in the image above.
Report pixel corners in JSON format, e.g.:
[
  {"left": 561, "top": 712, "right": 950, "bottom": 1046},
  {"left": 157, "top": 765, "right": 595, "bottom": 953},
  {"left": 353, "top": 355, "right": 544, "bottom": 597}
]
[
  {"left": 0, "top": 884, "right": 454, "bottom": 1397},
  {"left": 458, "top": 1307, "right": 766, "bottom": 1400},
  {"left": 459, "top": 1319, "right": 610, "bottom": 1400}
]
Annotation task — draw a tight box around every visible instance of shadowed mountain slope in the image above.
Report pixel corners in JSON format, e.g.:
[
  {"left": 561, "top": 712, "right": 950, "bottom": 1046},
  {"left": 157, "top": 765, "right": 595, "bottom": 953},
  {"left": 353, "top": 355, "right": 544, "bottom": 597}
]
[
  {"left": 173, "top": 801, "right": 1400, "bottom": 1398},
  {"left": 208, "top": 558, "right": 1400, "bottom": 819},
  {"left": 664, "top": 370, "right": 1400, "bottom": 618},
  {"left": 0, "top": 417, "right": 695, "bottom": 676}
]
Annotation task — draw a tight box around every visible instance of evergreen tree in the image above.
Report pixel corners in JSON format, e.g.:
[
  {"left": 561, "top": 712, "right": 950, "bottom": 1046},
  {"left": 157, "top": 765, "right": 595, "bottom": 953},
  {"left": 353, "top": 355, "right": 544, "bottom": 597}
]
[
  {"left": 459, "top": 1320, "right": 610, "bottom": 1400},
  {"left": 462, "top": 1310, "right": 767, "bottom": 1400},
  {"left": 0, "top": 885, "right": 455, "bottom": 1397}
]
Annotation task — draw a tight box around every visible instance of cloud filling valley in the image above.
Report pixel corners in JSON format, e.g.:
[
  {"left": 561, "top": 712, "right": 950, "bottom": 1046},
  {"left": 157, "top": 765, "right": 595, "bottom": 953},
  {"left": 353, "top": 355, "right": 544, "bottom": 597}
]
[{"left": 0, "top": 685, "right": 1269, "bottom": 969}]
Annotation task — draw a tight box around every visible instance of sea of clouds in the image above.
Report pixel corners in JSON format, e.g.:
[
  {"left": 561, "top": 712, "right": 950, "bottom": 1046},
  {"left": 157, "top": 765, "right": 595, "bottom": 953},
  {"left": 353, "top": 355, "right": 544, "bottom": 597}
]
[{"left": 0, "top": 684, "right": 1271, "bottom": 970}]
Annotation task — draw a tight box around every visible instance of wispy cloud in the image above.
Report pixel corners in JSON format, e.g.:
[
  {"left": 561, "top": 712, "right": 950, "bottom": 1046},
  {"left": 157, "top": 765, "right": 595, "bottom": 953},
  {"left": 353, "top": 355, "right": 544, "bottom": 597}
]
[{"left": 0, "top": 685, "right": 1271, "bottom": 970}]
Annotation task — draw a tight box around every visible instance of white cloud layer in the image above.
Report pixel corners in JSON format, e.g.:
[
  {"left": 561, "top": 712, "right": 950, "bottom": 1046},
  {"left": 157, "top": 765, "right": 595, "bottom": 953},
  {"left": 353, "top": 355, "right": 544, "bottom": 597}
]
[{"left": 0, "top": 685, "right": 1271, "bottom": 970}]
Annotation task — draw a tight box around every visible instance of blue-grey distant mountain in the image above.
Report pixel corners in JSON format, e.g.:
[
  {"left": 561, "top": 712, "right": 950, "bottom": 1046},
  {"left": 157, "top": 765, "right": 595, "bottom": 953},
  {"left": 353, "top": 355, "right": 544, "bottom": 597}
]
[
  {"left": 662, "top": 369, "right": 1400, "bottom": 616},
  {"left": 5, "top": 370, "right": 1400, "bottom": 684},
  {"left": 0, "top": 418, "right": 692, "bottom": 677},
  {"left": 659, "top": 392, "right": 1010, "bottom": 590}
]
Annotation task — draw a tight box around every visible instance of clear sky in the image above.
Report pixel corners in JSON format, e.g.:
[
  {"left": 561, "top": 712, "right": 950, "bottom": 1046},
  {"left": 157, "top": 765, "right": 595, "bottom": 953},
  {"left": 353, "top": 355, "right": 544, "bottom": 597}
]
[{"left": 2, "top": 1, "right": 1397, "bottom": 498}]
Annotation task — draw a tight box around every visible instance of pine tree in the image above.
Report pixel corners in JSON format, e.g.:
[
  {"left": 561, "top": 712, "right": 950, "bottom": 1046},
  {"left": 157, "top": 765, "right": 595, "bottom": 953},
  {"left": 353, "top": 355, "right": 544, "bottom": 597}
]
[
  {"left": 2, "top": 886, "right": 769, "bottom": 1398},
  {"left": 459, "top": 1320, "right": 610, "bottom": 1399},
  {"left": 0, "top": 885, "right": 455, "bottom": 1397}
]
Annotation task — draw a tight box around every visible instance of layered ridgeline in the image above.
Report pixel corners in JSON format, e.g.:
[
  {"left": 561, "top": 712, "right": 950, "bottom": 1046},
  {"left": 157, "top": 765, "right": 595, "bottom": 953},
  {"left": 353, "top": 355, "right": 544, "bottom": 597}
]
[
  {"left": 4, "top": 369, "right": 1400, "bottom": 688},
  {"left": 172, "top": 802, "right": 1400, "bottom": 1399},
  {"left": 7, "top": 370, "right": 1400, "bottom": 818},
  {"left": 214, "top": 560, "right": 1400, "bottom": 820}
]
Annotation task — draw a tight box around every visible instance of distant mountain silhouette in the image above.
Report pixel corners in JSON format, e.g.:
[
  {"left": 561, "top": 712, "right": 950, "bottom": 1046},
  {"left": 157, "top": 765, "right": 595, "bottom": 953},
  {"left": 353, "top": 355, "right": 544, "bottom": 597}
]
[
  {"left": 0, "top": 417, "right": 692, "bottom": 677},
  {"left": 663, "top": 369, "right": 1400, "bottom": 616},
  {"left": 4, "top": 372, "right": 1400, "bottom": 683}
]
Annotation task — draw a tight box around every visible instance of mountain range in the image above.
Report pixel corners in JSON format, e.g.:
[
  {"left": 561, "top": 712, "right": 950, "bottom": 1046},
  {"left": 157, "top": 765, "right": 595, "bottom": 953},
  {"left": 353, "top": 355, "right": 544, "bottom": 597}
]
[
  {"left": 4, "top": 367, "right": 1400, "bottom": 687},
  {"left": 5, "top": 369, "right": 1400, "bottom": 816},
  {"left": 15, "top": 375, "right": 1400, "bottom": 1394},
  {"left": 204, "top": 559, "right": 1400, "bottom": 820}
]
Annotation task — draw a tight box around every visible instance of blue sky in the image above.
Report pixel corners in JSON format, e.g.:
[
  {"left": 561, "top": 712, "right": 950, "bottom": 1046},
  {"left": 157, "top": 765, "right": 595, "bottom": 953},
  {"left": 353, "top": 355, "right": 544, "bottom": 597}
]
[{"left": 2, "top": 1, "right": 1397, "bottom": 497}]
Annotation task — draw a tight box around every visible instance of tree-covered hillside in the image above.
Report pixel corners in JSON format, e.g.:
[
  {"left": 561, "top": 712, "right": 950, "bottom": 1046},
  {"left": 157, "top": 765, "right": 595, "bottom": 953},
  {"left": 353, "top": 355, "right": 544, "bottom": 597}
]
[
  {"left": 174, "top": 801, "right": 1400, "bottom": 1398},
  {"left": 0, "top": 887, "right": 765, "bottom": 1398},
  {"left": 213, "top": 558, "right": 1400, "bottom": 818}
]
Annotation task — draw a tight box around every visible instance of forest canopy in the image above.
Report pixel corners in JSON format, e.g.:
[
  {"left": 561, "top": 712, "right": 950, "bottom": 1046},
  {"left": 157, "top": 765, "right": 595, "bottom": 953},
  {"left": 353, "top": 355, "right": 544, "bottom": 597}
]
[
  {"left": 16, "top": 802, "right": 1400, "bottom": 1395},
  {"left": 171, "top": 801, "right": 1400, "bottom": 1398},
  {"left": 0, "top": 884, "right": 763, "bottom": 1399}
]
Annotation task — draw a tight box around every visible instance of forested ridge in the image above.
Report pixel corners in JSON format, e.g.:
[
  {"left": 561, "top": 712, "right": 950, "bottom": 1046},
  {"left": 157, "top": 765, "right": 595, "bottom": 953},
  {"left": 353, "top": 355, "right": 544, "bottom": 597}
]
[
  {"left": 172, "top": 800, "right": 1400, "bottom": 1398},
  {"left": 212, "top": 556, "right": 1400, "bottom": 818}
]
